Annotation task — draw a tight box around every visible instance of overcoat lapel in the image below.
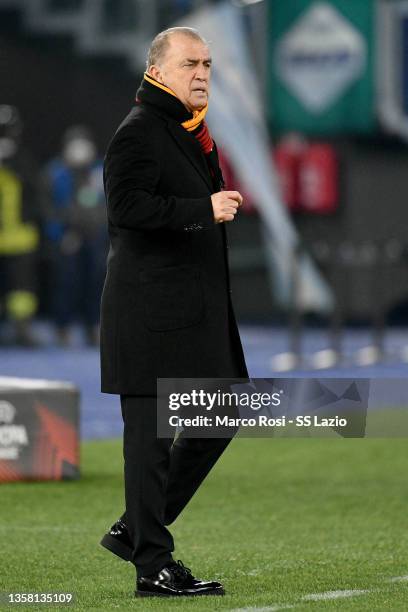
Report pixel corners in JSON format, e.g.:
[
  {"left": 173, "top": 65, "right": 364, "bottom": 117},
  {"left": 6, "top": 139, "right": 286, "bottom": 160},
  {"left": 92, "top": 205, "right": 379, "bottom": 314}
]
[{"left": 167, "top": 122, "right": 213, "bottom": 192}]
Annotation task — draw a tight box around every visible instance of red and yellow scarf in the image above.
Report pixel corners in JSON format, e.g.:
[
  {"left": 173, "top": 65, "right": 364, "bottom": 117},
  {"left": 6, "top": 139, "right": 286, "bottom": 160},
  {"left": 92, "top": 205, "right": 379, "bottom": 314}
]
[{"left": 143, "top": 72, "right": 213, "bottom": 154}]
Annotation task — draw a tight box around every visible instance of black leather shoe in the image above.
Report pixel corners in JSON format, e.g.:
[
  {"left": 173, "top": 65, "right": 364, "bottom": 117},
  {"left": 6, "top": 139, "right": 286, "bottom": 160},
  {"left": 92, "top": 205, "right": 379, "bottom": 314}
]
[
  {"left": 136, "top": 560, "right": 225, "bottom": 597},
  {"left": 100, "top": 519, "right": 133, "bottom": 562}
]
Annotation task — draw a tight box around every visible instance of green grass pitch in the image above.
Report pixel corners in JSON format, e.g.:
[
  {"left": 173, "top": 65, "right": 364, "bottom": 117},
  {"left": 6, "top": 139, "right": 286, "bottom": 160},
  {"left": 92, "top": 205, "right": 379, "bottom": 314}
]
[{"left": 1, "top": 437, "right": 408, "bottom": 610}]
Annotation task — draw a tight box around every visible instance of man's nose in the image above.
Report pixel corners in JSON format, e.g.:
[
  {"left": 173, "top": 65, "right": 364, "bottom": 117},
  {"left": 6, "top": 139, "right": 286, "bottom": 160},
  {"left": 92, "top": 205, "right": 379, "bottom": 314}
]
[{"left": 195, "top": 65, "right": 207, "bottom": 81}]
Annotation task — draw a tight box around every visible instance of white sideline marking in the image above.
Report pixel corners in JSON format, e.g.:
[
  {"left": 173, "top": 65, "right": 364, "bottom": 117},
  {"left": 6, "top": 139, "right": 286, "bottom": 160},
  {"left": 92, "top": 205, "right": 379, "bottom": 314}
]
[
  {"left": 230, "top": 606, "right": 295, "bottom": 612},
  {"left": 302, "top": 589, "right": 370, "bottom": 601},
  {"left": 246, "top": 569, "right": 261, "bottom": 576},
  {"left": 230, "top": 572, "right": 408, "bottom": 611},
  {"left": 390, "top": 575, "right": 408, "bottom": 582},
  {"left": 0, "top": 525, "right": 84, "bottom": 532}
]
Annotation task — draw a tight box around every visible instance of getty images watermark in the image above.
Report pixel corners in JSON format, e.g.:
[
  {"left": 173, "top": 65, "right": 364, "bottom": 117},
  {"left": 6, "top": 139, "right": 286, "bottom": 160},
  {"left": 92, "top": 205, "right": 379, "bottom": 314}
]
[
  {"left": 156, "top": 378, "right": 408, "bottom": 438},
  {"left": 168, "top": 388, "right": 345, "bottom": 428}
]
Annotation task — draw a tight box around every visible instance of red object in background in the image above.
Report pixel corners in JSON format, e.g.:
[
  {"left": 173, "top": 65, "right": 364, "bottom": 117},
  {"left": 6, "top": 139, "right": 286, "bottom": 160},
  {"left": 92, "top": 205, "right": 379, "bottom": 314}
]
[
  {"left": 0, "top": 380, "right": 80, "bottom": 482},
  {"left": 218, "top": 139, "right": 338, "bottom": 216},
  {"left": 299, "top": 143, "right": 338, "bottom": 214},
  {"left": 273, "top": 134, "right": 307, "bottom": 211},
  {"left": 34, "top": 403, "right": 79, "bottom": 480}
]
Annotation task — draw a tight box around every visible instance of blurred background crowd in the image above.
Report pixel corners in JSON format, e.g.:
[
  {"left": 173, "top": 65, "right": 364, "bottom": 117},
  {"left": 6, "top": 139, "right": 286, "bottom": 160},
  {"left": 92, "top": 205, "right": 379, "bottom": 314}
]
[
  {"left": 1, "top": 0, "right": 408, "bottom": 366},
  {"left": 0, "top": 104, "right": 107, "bottom": 347},
  {"left": 0, "top": 111, "right": 106, "bottom": 347}
]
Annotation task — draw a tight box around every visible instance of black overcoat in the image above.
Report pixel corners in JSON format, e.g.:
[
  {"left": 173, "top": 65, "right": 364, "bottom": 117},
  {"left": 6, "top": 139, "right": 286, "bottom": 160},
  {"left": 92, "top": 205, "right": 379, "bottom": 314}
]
[{"left": 100, "top": 95, "right": 248, "bottom": 395}]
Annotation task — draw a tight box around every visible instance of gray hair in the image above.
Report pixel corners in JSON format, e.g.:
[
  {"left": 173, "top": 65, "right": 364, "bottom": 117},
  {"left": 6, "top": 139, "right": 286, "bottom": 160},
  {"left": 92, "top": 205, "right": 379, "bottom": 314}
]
[{"left": 146, "top": 27, "right": 208, "bottom": 70}]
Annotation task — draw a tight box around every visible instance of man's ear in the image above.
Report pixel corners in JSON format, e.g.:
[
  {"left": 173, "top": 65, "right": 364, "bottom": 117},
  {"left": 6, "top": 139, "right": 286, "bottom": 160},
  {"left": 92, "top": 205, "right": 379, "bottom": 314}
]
[{"left": 149, "top": 65, "right": 163, "bottom": 83}]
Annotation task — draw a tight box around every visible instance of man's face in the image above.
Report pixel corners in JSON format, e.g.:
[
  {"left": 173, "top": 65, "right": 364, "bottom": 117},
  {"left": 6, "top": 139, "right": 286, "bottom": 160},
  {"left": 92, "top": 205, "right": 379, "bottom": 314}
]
[{"left": 150, "top": 34, "right": 212, "bottom": 112}]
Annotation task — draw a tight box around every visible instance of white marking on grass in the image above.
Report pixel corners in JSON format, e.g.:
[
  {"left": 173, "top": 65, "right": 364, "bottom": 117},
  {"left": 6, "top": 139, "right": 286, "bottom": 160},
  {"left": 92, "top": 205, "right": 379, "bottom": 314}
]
[
  {"left": 230, "top": 573, "right": 408, "bottom": 611},
  {"left": 0, "top": 525, "right": 84, "bottom": 532},
  {"left": 230, "top": 606, "right": 295, "bottom": 612},
  {"left": 302, "top": 589, "right": 370, "bottom": 601}
]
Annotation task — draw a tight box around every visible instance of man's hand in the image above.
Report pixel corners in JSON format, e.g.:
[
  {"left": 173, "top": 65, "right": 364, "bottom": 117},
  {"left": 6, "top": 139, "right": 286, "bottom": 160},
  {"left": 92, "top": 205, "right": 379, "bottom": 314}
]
[{"left": 211, "top": 191, "right": 243, "bottom": 223}]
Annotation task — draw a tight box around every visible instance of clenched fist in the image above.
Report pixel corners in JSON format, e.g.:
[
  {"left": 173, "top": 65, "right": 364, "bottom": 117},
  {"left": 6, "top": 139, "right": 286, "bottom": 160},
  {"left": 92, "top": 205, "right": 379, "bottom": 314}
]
[{"left": 211, "top": 191, "right": 243, "bottom": 223}]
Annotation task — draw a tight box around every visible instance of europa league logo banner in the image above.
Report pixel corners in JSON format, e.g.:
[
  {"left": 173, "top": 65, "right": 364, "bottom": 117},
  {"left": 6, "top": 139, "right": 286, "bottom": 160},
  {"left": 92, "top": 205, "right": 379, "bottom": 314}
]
[
  {"left": 157, "top": 378, "right": 408, "bottom": 439},
  {"left": 0, "top": 380, "right": 80, "bottom": 482}
]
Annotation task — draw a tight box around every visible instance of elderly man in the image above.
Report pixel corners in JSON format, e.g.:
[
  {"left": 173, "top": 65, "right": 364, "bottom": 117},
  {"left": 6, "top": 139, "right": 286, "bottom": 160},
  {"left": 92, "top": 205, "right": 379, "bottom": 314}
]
[{"left": 99, "top": 26, "right": 248, "bottom": 597}]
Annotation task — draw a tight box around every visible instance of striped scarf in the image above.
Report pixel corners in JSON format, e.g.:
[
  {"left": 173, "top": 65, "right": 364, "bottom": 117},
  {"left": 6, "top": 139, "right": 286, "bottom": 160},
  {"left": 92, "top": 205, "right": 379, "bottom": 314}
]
[{"left": 142, "top": 72, "right": 214, "bottom": 155}]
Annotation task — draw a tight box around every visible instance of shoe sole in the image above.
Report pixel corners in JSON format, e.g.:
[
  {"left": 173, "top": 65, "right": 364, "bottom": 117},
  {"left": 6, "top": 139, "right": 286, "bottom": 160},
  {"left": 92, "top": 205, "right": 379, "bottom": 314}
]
[
  {"left": 136, "top": 588, "right": 225, "bottom": 597},
  {"left": 100, "top": 534, "right": 133, "bottom": 562}
]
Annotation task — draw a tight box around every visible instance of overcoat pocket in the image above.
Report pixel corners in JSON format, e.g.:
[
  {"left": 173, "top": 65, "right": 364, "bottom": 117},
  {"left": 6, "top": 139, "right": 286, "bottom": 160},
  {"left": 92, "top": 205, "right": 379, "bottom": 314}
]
[{"left": 140, "top": 264, "right": 204, "bottom": 331}]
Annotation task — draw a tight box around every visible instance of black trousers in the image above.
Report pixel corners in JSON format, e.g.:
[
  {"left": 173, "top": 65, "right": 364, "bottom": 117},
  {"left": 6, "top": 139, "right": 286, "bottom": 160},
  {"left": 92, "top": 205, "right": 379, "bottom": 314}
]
[{"left": 119, "top": 394, "right": 237, "bottom": 577}]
